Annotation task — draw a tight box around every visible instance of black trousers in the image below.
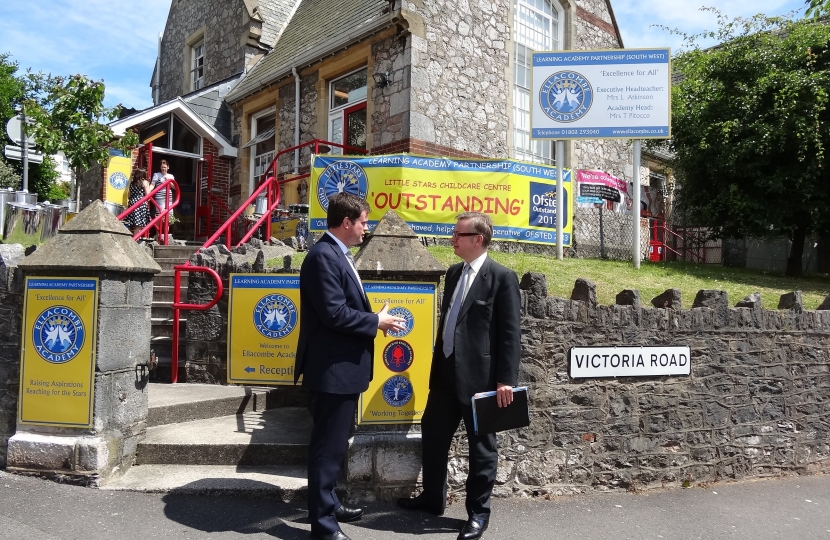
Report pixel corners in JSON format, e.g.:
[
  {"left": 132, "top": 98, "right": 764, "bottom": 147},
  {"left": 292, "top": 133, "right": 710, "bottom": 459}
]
[
  {"left": 307, "top": 391, "right": 357, "bottom": 535},
  {"left": 420, "top": 353, "right": 498, "bottom": 521}
]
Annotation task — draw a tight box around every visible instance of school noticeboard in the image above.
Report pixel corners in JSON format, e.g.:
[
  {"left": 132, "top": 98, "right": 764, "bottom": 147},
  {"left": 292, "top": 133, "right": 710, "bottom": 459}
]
[
  {"left": 19, "top": 277, "right": 98, "bottom": 428},
  {"left": 358, "top": 281, "right": 436, "bottom": 425},
  {"left": 227, "top": 274, "right": 300, "bottom": 385},
  {"left": 531, "top": 48, "right": 671, "bottom": 140},
  {"left": 309, "top": 155, "right": 573, "bottom": 247}
]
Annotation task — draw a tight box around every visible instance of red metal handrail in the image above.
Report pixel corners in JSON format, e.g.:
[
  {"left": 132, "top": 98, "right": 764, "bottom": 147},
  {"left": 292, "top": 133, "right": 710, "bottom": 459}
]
[
  {"left": 169, "top": 138, "right": 367, "bottom": 384},
  {"left": 169, "top": 265, "right": 223, "bottom": 383},
  {"left": 649, "top": 218, "right": 705, "bottom": 263},
  {"left": 117, "top": 178, "right": 180, "bottom": 245}
]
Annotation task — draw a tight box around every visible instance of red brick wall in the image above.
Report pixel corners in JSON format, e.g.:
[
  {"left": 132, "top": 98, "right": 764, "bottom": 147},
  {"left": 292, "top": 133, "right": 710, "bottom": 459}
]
[{"left": 371, "top": 138, "right": 485, "bottom": 159}]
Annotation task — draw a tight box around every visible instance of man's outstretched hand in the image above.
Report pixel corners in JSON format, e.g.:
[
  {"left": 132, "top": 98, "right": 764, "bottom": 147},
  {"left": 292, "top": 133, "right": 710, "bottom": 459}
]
[{"left": 377, "top": 302, "right": 406, "bottom": 337}]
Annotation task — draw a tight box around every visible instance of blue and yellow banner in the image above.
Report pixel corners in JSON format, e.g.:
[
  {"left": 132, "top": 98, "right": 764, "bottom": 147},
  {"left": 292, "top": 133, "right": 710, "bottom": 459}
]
[
  {"left": 359, "top": 281, "right": 437, "bottom": 425},
  {"left": 309, "top": 155, "right": 573, "bottom": 246},
  {"left": 19, "top": 277, "right": 98, "bottom": 428},
  {"left": 105, "top": 155, "right": 133, "bottom": 207},
  {"left": 227, "top": 274, "right": 301, "bottom": 385}
]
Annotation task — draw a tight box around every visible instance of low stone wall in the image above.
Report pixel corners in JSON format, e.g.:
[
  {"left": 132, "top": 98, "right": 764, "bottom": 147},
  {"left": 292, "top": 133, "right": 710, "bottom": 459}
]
[{"left": 441, "top": 277, "right": 830, "bottom": 498}]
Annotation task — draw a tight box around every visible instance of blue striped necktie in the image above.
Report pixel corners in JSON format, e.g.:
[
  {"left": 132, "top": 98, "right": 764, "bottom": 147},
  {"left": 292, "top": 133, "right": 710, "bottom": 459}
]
[{"left": 442, "top": 264, "right": 470, "bottom": 358}]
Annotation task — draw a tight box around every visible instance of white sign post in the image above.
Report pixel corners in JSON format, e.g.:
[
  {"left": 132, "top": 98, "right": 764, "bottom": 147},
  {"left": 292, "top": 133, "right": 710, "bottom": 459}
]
[{"left": 530, "top": 48, "right": 671, "bottom": 267}]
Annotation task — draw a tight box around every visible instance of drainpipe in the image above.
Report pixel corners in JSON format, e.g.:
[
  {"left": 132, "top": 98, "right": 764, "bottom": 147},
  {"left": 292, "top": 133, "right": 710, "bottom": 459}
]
[{"left": 291, "top": 67, "right": 300, "bottom": 174}]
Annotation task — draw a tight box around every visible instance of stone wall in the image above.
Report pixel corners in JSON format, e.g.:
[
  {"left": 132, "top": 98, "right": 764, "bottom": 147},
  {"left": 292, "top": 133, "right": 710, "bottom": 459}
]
[
  {"left": 0, "top": 248, "right": 24, "bottom": 468},
  {"left": 371, "top": 33, "right": 410, "bottom": 149},
  {"left": 405, "top": 0, "right": 511, "bottom": 158},
  {"left": 158, "top": 0, "right": 249, "bottom": 102},
  {"left": 440, "top": 278, "right": 830, "bottom": 497}
]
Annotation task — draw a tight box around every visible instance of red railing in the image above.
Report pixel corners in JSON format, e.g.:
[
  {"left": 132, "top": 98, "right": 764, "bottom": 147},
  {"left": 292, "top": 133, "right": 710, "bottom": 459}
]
[
  {"left": 118, "top": 177, "right": 180, "bottom": 245},
  {"left": 649, "top": 218, "right": 705, "bottom": 263},
  {"left": 169, "top": 264, "right": 223, "bottom": 383},
  {"left": 168, "top": 138, "right": 366, "bottom": 383}
]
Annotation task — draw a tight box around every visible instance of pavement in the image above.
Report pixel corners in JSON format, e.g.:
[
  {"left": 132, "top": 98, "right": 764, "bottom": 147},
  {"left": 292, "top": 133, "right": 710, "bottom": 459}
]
[{"left": 0, "top": 471, "right": 828, "bottom": 539}]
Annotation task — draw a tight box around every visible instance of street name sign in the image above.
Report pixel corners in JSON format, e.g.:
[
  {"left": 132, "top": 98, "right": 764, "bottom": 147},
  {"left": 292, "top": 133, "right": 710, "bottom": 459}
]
[
  {"left": 569, "top": 346, "right": 691, "bottom": 378},
  {"left": 4, "top": 145, "right": 44, "bottom": 164},
  {"left": 531, "top": 48, "right": 671, "bottom": 140}
]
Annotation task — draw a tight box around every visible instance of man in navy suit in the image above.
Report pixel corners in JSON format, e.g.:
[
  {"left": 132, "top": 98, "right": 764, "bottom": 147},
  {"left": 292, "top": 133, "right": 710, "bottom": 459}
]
[
  {"left": 398, "top": 211, "right": 521, "bottom": 540},
  {"left": 296, "top": 192, "right": 405, "bottom": 540}
]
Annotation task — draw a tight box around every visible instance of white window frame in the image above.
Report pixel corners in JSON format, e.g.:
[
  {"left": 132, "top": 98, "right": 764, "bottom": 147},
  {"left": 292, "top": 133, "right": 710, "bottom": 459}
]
[
  {"left": 190, "top": 40, "right": 205, "bottom": 92},
  {"left": 327, "top": 67, "right": 368, "bottom": 155},
  {"left": 513, "top": 0, "right": 563, "bottom": 165},
  {"left": 248, "top": 106, "right": 277, "bottom": 196}
]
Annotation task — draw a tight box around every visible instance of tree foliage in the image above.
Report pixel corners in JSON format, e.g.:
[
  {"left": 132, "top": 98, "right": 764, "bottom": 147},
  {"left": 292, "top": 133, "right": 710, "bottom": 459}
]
[
  {"left": 0, "top": 155, "right": 20, "bottom": 190},
  {"left": 805, "top": 0, "right": 830, "bottom": 18},
  {"left": 0, "top": 53, "right": 24, "bottom": 122},
  {"left": 666, "top": 11, "right": 830, "bottom": 276},
  {"left": 22, "top": 74, "right": 138, "bottom": 174}
]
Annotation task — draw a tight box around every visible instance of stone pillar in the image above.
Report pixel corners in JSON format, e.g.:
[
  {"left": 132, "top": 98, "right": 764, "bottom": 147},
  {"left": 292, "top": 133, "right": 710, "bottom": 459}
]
[
  {"left": 7, "top": 201, "right": 161, "bottom": 485},
  {"left": 346, "top": 210, "right": 446, "bottom": 501}
]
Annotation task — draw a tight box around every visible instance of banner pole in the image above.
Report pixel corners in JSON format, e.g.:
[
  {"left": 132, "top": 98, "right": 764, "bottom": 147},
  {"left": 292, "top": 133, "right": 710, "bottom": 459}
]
[
  {"left": 556, "top": 140, "right": 564, "bottom": 260},
  {"left": 633, "top": 139, "right": 641, "bottom": 269}
]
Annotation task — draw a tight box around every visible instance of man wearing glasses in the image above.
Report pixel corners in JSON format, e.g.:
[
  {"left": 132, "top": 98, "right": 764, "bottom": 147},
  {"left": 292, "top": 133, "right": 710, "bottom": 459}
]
[{"left": 399, "top": 211, "right": 521, "bottom": 540}]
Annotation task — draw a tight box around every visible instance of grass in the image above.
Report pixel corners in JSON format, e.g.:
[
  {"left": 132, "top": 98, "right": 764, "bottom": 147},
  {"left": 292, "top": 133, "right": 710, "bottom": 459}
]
[{"left": 270, "top": 245, "right": 830, "bottom": 310}]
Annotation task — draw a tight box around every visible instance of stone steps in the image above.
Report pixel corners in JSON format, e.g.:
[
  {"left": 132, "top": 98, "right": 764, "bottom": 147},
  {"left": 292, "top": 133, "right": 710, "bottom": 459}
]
[
  {"left": 102, "top": 382, "right": 312, "bottom": 497},
  {"left": 100, "top": 464, "right": 308, "bottom": 500}
]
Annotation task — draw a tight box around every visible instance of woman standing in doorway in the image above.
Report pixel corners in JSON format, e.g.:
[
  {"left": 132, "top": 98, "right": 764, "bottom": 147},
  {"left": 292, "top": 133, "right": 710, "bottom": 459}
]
[{"left": 151, "top": 159, "right": 175, "bottom": 215}]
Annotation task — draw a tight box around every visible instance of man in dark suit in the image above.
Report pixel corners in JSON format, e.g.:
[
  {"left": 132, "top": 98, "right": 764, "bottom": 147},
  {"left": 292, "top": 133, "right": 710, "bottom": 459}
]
[
  {"left": 398, "top": 211, "right": 521, "bottom": 540},
  {"left": 296, "top": 192, "right": 405, "bottom": 540}
]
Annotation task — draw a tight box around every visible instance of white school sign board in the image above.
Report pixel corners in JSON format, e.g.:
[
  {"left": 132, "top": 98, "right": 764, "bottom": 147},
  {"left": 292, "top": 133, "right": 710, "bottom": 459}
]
[
  {"left": 531, "top": 48, "right": 671, "bottom": 140},
  {"left": 569, "top": 346, "right": 691, "bottom": 378}
]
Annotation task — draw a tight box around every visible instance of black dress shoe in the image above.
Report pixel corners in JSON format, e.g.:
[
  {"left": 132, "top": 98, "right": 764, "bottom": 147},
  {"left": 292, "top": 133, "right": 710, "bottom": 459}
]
[
  {"left": 309, "top": 530, "right": 351, "bottom": 540},
  {"left": 457, "top": 517, "right": 488, "bottom": 540},
  {"left": 334, "top": 504, "right": 364, "bottom": 522},
  {"left": 397, "top": 495, "right": 445, "bottom": 516}
]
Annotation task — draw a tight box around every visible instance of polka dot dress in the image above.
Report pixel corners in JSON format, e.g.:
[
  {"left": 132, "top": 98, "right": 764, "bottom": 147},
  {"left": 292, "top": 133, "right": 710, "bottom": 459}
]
[{"left": 123, "top": 181, "right": 150, "bottom": 229}]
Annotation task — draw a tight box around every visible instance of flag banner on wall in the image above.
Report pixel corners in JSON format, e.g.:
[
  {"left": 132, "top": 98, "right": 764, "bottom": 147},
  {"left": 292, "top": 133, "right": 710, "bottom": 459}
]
[{"left": 309, "top": 154, "right": 573, "bottom": 246}]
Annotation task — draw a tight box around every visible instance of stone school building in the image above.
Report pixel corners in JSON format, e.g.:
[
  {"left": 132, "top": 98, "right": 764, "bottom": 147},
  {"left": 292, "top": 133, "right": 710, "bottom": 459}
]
[{"left": 106, "top": 0, "right": 639, "bottom": 238}]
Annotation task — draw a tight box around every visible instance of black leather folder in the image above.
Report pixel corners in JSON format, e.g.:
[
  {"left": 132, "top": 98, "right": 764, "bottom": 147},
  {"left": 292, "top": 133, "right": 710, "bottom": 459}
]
[{"left": 471, "top": 386, "right": 530, "bottom": 435}]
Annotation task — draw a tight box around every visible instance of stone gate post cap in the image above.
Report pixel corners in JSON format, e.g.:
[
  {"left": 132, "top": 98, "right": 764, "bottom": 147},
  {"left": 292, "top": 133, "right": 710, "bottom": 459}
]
[
  {"left": 18, "top": 200, "right": 162, "bottom": 274},
  {"left": 354, "top": 210, "right": 445, "bottom": 276}
]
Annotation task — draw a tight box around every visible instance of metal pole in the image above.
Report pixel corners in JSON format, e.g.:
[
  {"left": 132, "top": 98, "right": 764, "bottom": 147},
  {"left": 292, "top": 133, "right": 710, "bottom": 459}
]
[
  {"left": 599, "top": 204, "right": 605, "bottom": 259},
  {"left": 21, "top": 106, "right": 29, "bottom": 192},
  {"left": 633, "top": 139, "right": 641, "bottom": 269},
  {"left": 555, "top": 140, "right": 564, "bottom": 260}
]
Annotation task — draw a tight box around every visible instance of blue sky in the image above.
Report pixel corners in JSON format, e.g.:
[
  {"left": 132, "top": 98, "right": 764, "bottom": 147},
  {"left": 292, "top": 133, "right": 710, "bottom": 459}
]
[{"left": 0, "top": 0, "right": 807, "bottom": 111}]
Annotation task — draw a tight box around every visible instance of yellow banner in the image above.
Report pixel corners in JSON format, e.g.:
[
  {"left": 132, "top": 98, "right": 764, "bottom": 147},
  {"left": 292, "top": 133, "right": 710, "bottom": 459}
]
[
  {"left": 271, "top": 218, "right": 299, "bottom": 241},
  {"left": 19, "top": 277, "right": 98, "bottom": 428},
  {"left": 104, "top": 156, "right": 133, "bottom": 207},
  {"left": 309, "top": 155, "right": 573, "bottom": 246},
  {"left": 227, "top": 274, "right": 301, "bottom": 384},
  {"left": 358, "top": 281, "right": 437, "bottom": 425}
]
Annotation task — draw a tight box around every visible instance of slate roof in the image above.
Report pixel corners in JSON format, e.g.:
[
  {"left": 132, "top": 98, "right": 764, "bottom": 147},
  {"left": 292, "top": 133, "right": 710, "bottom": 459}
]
[
  {"left": 181, "top": 73, "right": 243, "bottom": 140},
  {"left": 227, "top": 0, "right": 393, "bottom": 103},
  {"left": 253, "top": 0, "right": 301, "bottom": 48}
]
